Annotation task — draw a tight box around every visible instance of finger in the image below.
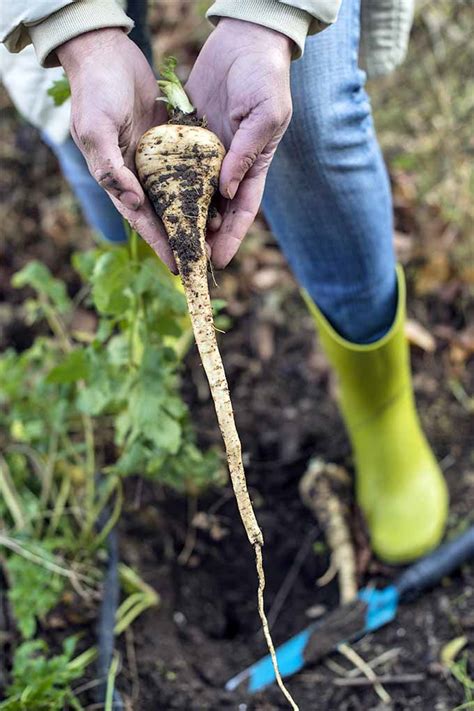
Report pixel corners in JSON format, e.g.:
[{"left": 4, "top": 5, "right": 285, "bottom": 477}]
[
  {"left": 207, "top": 208, "right": 223, "bottom": 232},
  {"left": 209, "top": 160, "right": 269, "bottom": 269},
  {"left": 219, "top": 111, "right": 275, "bottom": 200},
  {"left": 71, "top": 121, "right": 145, "bottom": 211},
  {"left": 108, "top": 192, "right": 177, "bottom": 273}
]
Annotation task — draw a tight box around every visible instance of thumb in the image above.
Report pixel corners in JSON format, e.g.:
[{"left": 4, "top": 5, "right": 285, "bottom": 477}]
[
  {"left": 219, "top": 112, "right": 274, "bottom": 200},
  {"left": 71, "top": 122, "right": 145, "bottom": 211}
]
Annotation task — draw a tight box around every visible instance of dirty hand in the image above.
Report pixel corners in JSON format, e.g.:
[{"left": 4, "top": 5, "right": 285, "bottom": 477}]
[
  {"left": 186, "top": 18, "right": 293, "bottom": 269},
  {"left": 57, "top": 28, "right": 176, "bottom": 269}
]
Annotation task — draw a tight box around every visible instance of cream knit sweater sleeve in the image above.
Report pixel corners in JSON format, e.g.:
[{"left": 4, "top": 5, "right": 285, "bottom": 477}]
[
  {"left": 1, "top": 0, "right": 340, "bottom": 67},
  {"left": 207, "top": 0, "right": 340, "bottom": 57},
  {"left": 0, "top": 0, "right": 132, "bottom": 67}
]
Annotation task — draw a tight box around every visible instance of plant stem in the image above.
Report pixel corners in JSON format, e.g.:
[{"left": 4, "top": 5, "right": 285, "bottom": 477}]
[
  {"left": 42, "top": 295, "right": 96, "bottom": 517},
  {"left": 0, "top": 455, "right": 27, "bottom": 531}
]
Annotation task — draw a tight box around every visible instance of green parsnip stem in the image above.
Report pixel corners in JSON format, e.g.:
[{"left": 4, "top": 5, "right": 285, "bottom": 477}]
[{"left": 135, "top": 58, "right": 298, "bottom": 710}]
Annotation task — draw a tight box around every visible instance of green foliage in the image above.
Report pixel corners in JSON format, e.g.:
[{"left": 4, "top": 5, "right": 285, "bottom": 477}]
[
  {"left": 12, "top": 261, "right": 71, "bottom": 313},
  {"left": 6, "top": 551, "right": 64, "bottom": 639},
  {"left": 0, "top": 232, "right": 222, "bottom": 666},
  {"left": 1, "top": 237, "right": 219, "bottom": 489},
  {"left": 157, "top": 56, "right": 195, "bottom": 115},
  {"left": 0, "top": 637, "right": 94, "bottom": 710},
  {"left": 0, "top": 233, "right": 223, "bottom": 703},
  {"left": 47, "top": 75, "right": 71, "bottom": 107}
]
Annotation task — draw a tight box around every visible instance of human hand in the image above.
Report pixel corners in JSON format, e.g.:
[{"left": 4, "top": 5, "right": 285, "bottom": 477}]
[
  {"left": 185, "top": 18, "right": 293, "bottom": 268},
  {"left": 57, "top": 28, "right": 176, "bottom": 269}
]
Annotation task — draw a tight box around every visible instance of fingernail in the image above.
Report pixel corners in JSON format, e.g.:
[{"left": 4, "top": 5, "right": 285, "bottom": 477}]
[
  {"left": 120, "top": 191, "right": 142, "bottom": 210},
  {"left": 226, "top": 180, "right": 239, "bottom": 200}
]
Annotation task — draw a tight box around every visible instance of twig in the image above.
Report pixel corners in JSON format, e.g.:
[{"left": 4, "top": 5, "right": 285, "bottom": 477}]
[
  {"left": 38, "top": 430, "right": 59, "bottom": 521},
  {"left": 125, "top": 626, "right": 140, "bottom": 704},
  {"left": 0, "top": 455, "right": 27, "bottom": 531},
  {"left": 345, "top": 647, "right": 402, "bottom": 678},
  {"left": 334, "top": 673, "right": 425, "bottom": 687},
  {"left": 267, "top": 526, "right": 319, "bottom": 630},
  {"left": 338, "top": 643, "right": 391, "bottom": 704},
  {"left": 0, "top": 533, "right": 94, "bottom": 587}
]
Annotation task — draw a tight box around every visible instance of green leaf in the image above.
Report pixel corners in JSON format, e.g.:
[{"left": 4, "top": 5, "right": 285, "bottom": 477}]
[
  {"left": 128, "top": 384, "right": 182, "bottom": 454},
  {"left": 91, "top": 250, "right": 133, "bottom": 315},
  {"left": 72, "top": 248, "right": 99, "bottom": 281},
  {"left": 106, "top": 334, "right": 130, "bottom": 366},
  {"left": 6, "top": 552, "right": 64, "bottom": 639},
  {"left": 47, "top": 349, "right": 89, "bottom": 384},
  {"left": 211, "top": 298, "right": 227, "bottom": 315},
  {"left": 157, "top": 56, "right": 195, "bottom": 115},
  {"left": 0, "top": 636, "right": 93, "bottom": 710},
  {"left": 77, "top": 380, "right": 113, "bottom": 416},
  {"left": 47, "top": 75, "right": 71, "bottom": 106},
  {"left": 114, "top": 440, "right": 149, "bottom": 476},
  {"left": 12, "top": 262, "right": 71, "bottom": 312}
]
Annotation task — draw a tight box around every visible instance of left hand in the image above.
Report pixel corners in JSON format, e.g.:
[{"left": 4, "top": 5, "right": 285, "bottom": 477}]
[{"left": 186, "top": 18, "right": 293, "bottom": 268}]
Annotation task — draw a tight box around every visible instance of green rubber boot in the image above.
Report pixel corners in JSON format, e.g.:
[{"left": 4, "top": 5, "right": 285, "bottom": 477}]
[{"left": 304, "top": 266, "right": 448, "bottom": 563}]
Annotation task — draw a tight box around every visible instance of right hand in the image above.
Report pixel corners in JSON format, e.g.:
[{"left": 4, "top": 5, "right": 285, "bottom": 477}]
[
  {"left": 185, "top": 19, "right": 293, "bottom": 269},
  {"left": 57, "top": 28, "right": 176, "bottom": 270}
]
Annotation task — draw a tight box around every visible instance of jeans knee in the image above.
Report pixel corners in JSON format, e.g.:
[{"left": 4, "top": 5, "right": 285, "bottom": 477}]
[
  {"left": 311, "top": 269, "right": 398, "bottom": 344},
  {"left": 286, "top": 70, "right": 374, "bottom": 171}
]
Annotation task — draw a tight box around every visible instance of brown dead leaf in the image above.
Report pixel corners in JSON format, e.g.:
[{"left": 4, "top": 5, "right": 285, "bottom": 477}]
[
  {"left": 393, "top": 231, "right": 414, "bottom": 264},
  {"left": 405, "top": 319, "right": 436, "bottom": 352},
  {"left": 449, "top": 344, "right": 469, "bottom": 367},
  {"left": 257, "top": 247, "right": 286, "bottom": 267},
  {"left": 392, "top": 170, "right": 418, "bottom": 206},
  {"left": 459, "top": 264, "right": 474, "bottom": 286},
  {"left": 251, "top": 267, "right": 283, "bottom": 291},
  {"left": 415, "top": 253, "right": 451, "bottom": 295},
  {"left": 253, "top": 320, "right": 275, "bottom": 362},
  {"left": 70, "top": 308, "right": 97, "bottom": 337},
  {"left": 192, "top": 512, "right": 229, "bottom": 541},
  {"left": 457, "top": 326, "right": 474, "bottom": 355}
]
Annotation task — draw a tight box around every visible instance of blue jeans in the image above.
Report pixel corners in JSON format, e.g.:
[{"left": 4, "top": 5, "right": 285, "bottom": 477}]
[
  {"left": 41, "top": 0, "right": 151, "bottom": 246},
  {"left": 47, "top": 0, "right": 396, "bottom": 344},
  {"left": 43, "top": 134, "right": 128, "bottom": 244},
  {"left": 262, "top": 0, "right": 397, "bottom": 343}
]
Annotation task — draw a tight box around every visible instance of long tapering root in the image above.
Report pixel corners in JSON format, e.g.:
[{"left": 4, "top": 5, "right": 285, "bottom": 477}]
[{"left": 255, "top": 544, "right": 299, "bottom": 711}]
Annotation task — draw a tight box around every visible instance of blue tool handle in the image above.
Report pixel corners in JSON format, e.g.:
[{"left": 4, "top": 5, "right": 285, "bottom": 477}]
[{"left": 395, "top": 526, "right": 474, "bottom": 602}]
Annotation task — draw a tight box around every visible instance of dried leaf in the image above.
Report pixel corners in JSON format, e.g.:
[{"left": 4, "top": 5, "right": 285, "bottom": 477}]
[
  {"left": 415, "top": 253, "right": 451, "bottom": 295},
  {"left": 251, "top": 267, "right": 282, "bottom": 291},
  {"left": 254, "top": 321, "right": 275, "bottom": 362},
  {"left": 405, "top": 319, "right": 436, "bottom": 352},
  {"left": 393, "top": 231, "right": 414, "bottom": 264}
]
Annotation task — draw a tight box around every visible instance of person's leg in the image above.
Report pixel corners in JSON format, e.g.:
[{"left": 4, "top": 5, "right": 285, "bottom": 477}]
[
  {"left": 263, "top": 0, "right": 448, "bottom": 562},
  {"left": 262, "top": 0, "right": 396, "bottom": 345},
  {"left": 43, "top": 134, "right": 128, "bottom": 244}
]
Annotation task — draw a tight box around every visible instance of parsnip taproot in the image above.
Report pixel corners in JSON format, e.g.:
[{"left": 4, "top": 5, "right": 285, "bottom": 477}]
[{"left": 135, "top": 58, "right": 298, "bottom": 710}]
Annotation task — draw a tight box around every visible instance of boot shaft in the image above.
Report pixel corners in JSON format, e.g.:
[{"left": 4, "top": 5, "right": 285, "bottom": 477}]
[{"left": 303, "top": 266, "right": 414, "bottom": 435}]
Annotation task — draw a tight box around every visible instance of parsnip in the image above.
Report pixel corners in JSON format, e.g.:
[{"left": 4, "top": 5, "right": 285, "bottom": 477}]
[{"left": 136, "top": 58, "right": 298, "bottom": 709}]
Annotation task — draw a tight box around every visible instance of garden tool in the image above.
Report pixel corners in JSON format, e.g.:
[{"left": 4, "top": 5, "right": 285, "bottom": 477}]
[{"left": 226, "top": 525, "right": 474, "bottom": 694}]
